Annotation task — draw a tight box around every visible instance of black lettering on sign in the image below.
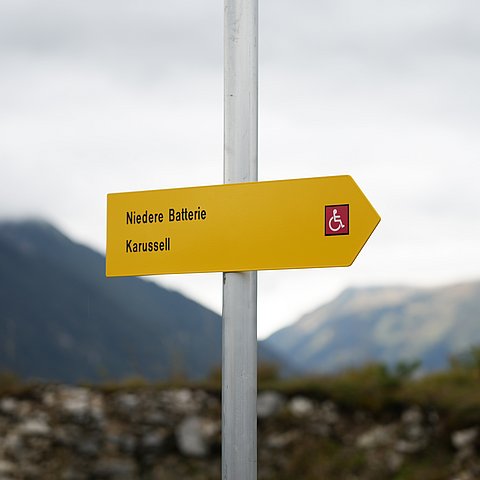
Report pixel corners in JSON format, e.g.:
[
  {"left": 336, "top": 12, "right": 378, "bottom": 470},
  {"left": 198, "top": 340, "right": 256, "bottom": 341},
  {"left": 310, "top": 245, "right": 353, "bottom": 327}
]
[
  {"left": 168, "top": 207, "right": 207, "bottom": 222},
  {"left": 126, "top": 238, "right": 171, "bottom": 253},
  {"left": 126, "top": 210, "right": 164, "bottom": 225}
]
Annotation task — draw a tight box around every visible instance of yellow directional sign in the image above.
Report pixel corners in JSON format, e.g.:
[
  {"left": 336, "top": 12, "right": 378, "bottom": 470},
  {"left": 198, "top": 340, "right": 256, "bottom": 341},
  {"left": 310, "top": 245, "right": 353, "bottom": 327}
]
[{"left": 106, "top": 175, "right": 380, "bottom": 276}]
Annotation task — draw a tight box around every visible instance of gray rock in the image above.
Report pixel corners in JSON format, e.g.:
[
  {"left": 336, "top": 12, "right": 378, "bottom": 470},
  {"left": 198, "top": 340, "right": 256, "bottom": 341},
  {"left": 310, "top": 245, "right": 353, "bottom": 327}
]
[
  {"left": 404, "top": 423, "right": 425, "bottom": 442},
  {"left": 266, "top": 430, "right": 298, "bottom": 449},
  {"left": 115, "top": 393, "right": 140, "bottom": 413},
  {"left": 161, "top": 389, "right": 200, "bottom": 415},
  {"left": 400, "top": 407, "right": 423, "bottom": 441},
  {"left": 395, "top": 438, "right": 426, "bottom": 454},
  {"left": 386, "top": 451, "right": 404, "bottom": 473},
  {"left": 18, "top": 417, "right": 51, "bottom": 437},
  {"left": 289, "top": 396, "right": 314, "bottom": 417},
  {"left": 318, "top": 400, "right": 339, "bottom": 425},
  {"left": 59, "top": 386, "right": 104, "bottom": 422},
  {"left": 452, "top": 428, "right": 478, "bottom": 451},
  {"left": 401, "top": 406, "right": 423, "bottom": 425},
  {"left": 175, "top": 416, "right": 218, "bottom": 457},
  {"left": 356, "top": 425, "right": 396, "bottom": 449},
  {"left": 3, "top": 432, "right": 22, "bottom": 458},
  {"left": 16, "top": 400, "right": 34, "bottom": 418},
  {"left": 0, "top": 398, "right": 18, "bottom": 416},
  {"left": 0, "top": 460, "right": 15, "bottom": 475},
  {"left": 257, "top": 391, "right": 285, "bottom": 419}
]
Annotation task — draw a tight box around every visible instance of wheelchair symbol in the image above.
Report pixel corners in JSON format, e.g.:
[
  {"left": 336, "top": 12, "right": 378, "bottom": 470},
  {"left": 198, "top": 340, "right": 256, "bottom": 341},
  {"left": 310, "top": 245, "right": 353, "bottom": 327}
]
[
  {"left": 325, "top": 204, "right": 349, "bottom": 236},
  {"left": 328, "top": 209, "right": 345, "bottom": 232}
]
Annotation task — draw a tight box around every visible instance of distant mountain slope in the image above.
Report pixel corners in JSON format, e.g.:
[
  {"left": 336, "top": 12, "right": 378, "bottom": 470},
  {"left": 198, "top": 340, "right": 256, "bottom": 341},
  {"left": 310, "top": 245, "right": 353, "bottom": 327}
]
[
  {"left": 265, "top": 281, "right": 480, "bottom": 373},
  {"left": 0, "top": 220, "right": 281, "bottom": 383}
]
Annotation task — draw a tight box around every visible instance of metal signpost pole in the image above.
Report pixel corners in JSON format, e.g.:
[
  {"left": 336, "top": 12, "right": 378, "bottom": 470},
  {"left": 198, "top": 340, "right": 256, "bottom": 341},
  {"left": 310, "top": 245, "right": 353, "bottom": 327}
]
[{"left": 223, "top": 0, "right": 258, "bottom": 478}]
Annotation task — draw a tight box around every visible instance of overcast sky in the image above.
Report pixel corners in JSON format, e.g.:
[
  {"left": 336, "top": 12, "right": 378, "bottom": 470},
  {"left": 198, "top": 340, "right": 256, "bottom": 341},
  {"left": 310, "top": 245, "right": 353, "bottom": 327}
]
[{"left": 1, "top": 0, "right": 479, "bottom": 338}]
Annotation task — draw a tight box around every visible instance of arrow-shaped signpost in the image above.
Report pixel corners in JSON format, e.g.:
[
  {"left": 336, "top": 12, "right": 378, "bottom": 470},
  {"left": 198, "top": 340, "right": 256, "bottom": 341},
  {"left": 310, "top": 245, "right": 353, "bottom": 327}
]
[{"left": 106, "top": 175, "right": 380, "bottom": 276}]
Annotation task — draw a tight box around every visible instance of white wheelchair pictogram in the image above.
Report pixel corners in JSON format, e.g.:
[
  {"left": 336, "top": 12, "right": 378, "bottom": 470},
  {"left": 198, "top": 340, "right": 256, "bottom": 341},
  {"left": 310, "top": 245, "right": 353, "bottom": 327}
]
[{"left": 328, "top": 209, "right": 345, "bottom": 232}]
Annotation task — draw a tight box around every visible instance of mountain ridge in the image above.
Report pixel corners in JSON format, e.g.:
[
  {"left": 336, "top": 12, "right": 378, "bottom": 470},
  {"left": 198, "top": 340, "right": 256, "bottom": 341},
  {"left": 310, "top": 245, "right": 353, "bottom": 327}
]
[
  {"left": 0, "top": 219, "right": 282, "bottom": 382},
  {"left": 266, "top": 280, "right": 480, "bottom": 374}
]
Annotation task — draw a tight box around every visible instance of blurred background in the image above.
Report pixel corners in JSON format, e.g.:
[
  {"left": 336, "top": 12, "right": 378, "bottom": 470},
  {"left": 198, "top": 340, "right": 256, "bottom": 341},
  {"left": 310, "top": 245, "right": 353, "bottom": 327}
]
[{"left": 1, "top": 0, "right": 479, "bottom": 478}]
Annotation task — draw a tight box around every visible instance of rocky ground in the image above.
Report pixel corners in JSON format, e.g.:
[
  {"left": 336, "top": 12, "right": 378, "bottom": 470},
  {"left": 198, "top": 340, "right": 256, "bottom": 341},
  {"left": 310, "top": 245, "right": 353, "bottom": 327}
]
[{"left": 0, "top": 384, "right": 478, "bottom": 479}]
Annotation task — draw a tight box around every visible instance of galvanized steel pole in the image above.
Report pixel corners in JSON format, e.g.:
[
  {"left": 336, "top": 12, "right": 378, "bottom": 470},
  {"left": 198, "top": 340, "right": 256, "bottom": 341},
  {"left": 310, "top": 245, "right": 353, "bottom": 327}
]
[{"left": 223, "top": 0, "right": 258, "bottom": 478}]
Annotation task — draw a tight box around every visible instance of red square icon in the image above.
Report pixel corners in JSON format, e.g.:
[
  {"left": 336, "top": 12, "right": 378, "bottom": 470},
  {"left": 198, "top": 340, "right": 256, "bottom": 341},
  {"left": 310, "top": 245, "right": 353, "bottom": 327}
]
[{"left": 325, "top": 204, "right": 349, "bottom": 236}]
